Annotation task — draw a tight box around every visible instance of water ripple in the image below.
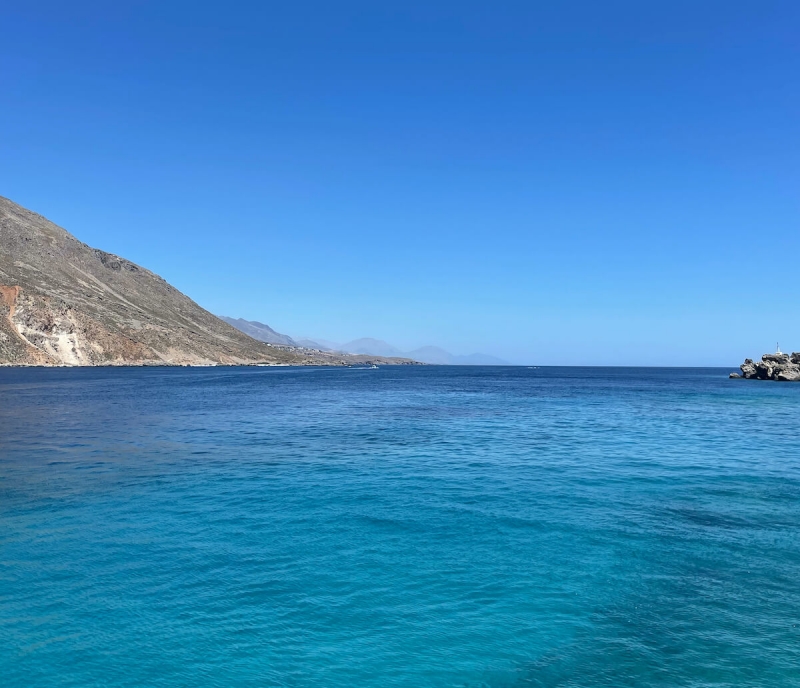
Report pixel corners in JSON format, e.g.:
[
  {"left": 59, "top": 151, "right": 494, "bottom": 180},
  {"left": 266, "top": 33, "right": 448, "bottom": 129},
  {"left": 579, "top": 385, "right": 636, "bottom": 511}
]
[{"left": 1, "top": 366, "right": 799, "bottom": 686}]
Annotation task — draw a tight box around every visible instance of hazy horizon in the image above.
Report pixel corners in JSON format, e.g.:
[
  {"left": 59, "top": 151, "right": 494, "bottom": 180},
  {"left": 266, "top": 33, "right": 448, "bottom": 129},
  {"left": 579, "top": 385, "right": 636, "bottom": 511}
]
[{"left": 1, "top": 2, "right": 797, "bottom": 365}]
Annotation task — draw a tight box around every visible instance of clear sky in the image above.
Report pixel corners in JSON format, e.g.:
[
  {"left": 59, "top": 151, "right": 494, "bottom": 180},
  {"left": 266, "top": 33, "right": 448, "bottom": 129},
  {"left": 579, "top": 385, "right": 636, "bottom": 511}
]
[{"left": 1, "top": 2, "right": 797, "bottom": 365}]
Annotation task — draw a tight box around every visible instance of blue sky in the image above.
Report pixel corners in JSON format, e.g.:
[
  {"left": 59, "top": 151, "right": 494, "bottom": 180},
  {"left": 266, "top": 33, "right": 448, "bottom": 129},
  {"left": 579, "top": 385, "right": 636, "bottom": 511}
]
[{"left": 1, "top": 1, "right": 797, "bottom": 364}]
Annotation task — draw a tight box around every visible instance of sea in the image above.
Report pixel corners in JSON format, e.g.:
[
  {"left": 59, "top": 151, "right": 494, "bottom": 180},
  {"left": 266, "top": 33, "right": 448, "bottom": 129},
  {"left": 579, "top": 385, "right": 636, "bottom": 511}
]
[{"left": 1, "top": 366, "right": 798, "bottom": 687}]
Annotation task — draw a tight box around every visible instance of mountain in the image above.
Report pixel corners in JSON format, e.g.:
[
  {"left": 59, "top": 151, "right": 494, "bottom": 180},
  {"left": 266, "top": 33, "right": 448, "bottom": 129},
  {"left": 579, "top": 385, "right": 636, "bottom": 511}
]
[
  {"left": 214, "top": 322, "right": 332, "bottom": 352},
  {"left": 0, "top": 196, "right": 337, "bottom": 367},
  {"left": 292, "top": 338, "right": 510, "bottom": 365},
  {"left": 218, "top": 317, "right": 297, "bottom": 346},
  {"left": 221, "top": 319, "right": 509, "bottom": 365},
  {"left": 294, "top": 337, "right": 335, "bottom": 351},
  {"left": 403, "top": 346, "right": 457, "bottom": 365},
  {"left": 404, "top": 346, "right": 509, "bottom": 366},
  {"left": 340, "top": 338, "right": 404, "bottom": 358},
  {"left": 219, "top": 319, "right": 419, "bottom": 365}
]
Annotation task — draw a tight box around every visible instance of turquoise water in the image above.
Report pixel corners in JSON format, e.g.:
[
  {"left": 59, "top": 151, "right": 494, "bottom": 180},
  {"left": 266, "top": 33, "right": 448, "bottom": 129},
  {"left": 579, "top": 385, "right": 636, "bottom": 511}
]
[{"left": 1, "top": 366, "right": 799, "bottom": 687}]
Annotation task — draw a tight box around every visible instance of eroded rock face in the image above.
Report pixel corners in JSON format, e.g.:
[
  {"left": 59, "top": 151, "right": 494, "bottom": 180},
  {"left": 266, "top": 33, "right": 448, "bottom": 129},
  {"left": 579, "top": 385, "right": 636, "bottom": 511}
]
[
  {"left": 3, "top": 287, "right": 159, "bottom": 365},
  {"left": 735, "top": 352, "right": 800, "bottom": 382},
  {"left": 776, "top": 367, "right": 800, "bottom": 382},
  {"left": 740, "top": 359, "right": 757, "bottom": 378},
  {"left": 762, "top": 353, "right": 790, "bottom": 364}
]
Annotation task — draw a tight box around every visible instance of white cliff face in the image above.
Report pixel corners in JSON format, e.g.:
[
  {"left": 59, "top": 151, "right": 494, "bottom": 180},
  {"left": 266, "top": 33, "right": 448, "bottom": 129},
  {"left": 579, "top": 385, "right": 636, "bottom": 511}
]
[
  {"left": 4, "top": 288, "right": 104, "bottom": 365},
  {"left": 12, "top": 303, "right": 87, "bottom": 365},
  {"left": 16, "top": 324, "right": 81, "bottom": 365}
]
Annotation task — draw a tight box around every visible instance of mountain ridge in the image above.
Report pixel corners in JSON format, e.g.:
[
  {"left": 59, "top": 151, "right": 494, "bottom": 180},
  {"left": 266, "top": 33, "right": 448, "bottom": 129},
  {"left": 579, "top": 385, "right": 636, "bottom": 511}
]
[
  {"left": 223, "top": 320, "right": 511, "bottom": 365},
  {"left": 217, "top": 317, "right": 298, "bottom": 347},
  {"left": 332, "top": 338, "right": 510, "bottom": 365}
]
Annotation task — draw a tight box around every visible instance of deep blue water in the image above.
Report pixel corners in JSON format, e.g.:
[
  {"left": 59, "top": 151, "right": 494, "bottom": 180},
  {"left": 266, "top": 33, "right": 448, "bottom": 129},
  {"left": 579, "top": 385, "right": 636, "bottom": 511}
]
[{"left": 1, "top": 366, "right": 799, "bottom": 687}]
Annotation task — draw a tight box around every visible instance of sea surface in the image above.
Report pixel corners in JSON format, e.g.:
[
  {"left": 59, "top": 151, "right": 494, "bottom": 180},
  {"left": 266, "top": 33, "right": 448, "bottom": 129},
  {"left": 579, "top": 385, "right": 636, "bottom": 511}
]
[{"left": 1, "top": 366, "right": 799, "bottom": 687}]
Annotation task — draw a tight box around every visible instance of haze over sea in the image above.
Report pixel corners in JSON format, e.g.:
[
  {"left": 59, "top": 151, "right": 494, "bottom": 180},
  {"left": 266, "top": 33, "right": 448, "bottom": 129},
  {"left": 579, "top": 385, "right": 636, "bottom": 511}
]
[{"left": 1, "top": 366, "right": 799, "bottom": 687}]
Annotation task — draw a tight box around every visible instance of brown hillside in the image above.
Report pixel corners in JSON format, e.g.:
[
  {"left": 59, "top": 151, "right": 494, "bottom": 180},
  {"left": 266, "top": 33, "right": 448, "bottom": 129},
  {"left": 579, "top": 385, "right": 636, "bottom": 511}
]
[{"left": 0, "top": 196, "right": 310, "bottom": 366}]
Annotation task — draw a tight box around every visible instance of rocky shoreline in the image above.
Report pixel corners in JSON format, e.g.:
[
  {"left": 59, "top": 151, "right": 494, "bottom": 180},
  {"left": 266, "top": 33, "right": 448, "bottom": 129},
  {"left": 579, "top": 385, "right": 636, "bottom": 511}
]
[{"left": 731, "top": 352, "right": 800, "bottom": 381}]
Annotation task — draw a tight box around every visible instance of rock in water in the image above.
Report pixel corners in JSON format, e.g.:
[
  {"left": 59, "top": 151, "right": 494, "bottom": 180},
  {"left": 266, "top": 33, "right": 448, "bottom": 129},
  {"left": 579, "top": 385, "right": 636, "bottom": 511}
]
[
  {"left": 762, "top": 353, "right": 790, "bottom": 364},
  {"left": 734, "top": 351, "right": 800, "bottom": 382},
  {"left": 739, "top": 359, "right": 758, "bottom": 378},
  {"left": 777, "top": 367, "right": 800, "bottom": 382},
  {"left": 0, "top": 196, "right": 309, "bottom": 366}
]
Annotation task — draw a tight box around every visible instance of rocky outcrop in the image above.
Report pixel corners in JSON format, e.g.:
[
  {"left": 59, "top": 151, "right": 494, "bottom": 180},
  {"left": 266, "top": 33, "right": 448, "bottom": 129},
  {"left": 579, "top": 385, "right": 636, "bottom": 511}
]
[{"left": 731, "top": 352, "right": 800, "bottom": 381}]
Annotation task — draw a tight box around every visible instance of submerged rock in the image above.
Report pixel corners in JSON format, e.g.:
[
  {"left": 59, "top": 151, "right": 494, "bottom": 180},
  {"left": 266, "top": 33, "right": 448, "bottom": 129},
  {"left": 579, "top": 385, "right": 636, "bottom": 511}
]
[{"left": 734, "top": 351, "right": 800, "bottom": 382}]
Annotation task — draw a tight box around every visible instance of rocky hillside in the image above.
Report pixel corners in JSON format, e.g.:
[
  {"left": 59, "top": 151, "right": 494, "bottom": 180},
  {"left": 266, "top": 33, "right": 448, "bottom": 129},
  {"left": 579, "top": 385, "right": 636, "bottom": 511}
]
[
  {"left": 731, "top": 352, "right": 800, "bottom": 381},
  {"left": 0, "top": 196, "right": 415, "bottom": 367}
]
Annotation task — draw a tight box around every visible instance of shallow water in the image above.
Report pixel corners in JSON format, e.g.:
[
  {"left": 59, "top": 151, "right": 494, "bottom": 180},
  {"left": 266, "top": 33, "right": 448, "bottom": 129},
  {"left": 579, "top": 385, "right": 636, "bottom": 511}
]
[{"left": 1, "top": 366, "right": 799, "bottom": 686}]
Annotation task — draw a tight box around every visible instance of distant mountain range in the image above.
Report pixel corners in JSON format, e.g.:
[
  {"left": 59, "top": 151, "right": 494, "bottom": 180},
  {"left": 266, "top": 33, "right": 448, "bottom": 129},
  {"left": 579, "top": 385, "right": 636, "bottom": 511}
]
[
  {"left": 222, "top": 319, "right": 510, "bottom": 365},
  {"left": 337, "top": 338, "right": 509, "bottom": 365},
  {"left": 218, "top": 317, "right": 298, "bottom": 346}
]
